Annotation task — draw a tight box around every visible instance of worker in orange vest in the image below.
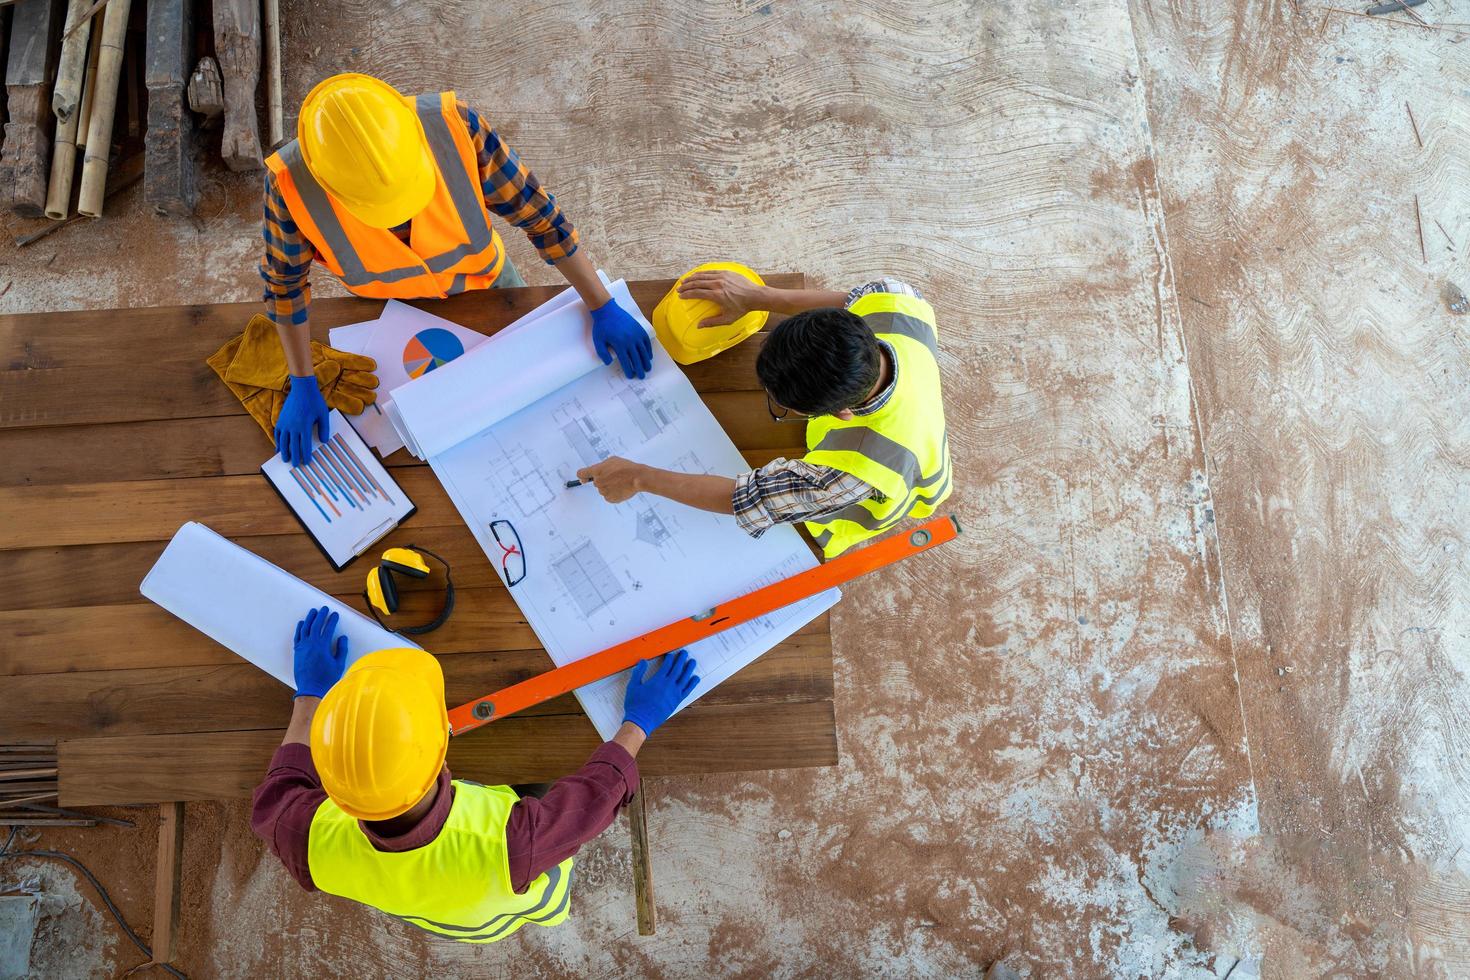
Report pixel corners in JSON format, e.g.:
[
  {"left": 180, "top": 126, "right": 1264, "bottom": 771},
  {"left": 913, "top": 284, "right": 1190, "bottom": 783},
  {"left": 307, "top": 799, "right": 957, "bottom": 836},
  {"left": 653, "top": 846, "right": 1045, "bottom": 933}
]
[{"left": 261, "top": 73, "right": 653, "bottom": 464}]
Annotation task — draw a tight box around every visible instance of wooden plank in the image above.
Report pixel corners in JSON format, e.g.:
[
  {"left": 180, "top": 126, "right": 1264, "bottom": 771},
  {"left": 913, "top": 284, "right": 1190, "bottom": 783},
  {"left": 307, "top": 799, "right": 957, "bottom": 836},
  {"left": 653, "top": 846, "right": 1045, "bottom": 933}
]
[
  {"left": 0, "top": 276, "right": 803, "bottom": 431},
  {"left": 0, "top": 525, "right": 542, "bottom": 610},
  {"left": 143, "top": 0, "right": 197, "bottom": 215},
  {"left": 2, "top": 0, "right": 64, "bottom": 214},
  {"left": 0, "top": 593, "right": 825, "bottom": 673},
  {"left": 0, "top": 468, "right": 454, "bottom": 549},
  {"left": 0, "top": 396, "right": 792, "bottom": 548},
  {"left": 628, "top": 788, "right": 656, "bottom": 935},
  {"left": 0, "top": 768, "right": 56, "bottom": 779},
  {"left": 211, "top": 0, "right": 259, "bottom": 171},
  {"left": 0, "top": 409, "right": 804, "bottom": 487},
  {"left": 0, "top": 516, "right": 826, "bottom": 612},
  {"left": 1, "top": 631, "right": 833, "bottom": 739},
  {"left": 58, "top": 699, "right": 839, "bottom": 805},
  {"left": 0, "top": 780, "right": 59, "bottom": 793},
  {"left": 151, "top": 801, "right": 184, "bottom": 966}
]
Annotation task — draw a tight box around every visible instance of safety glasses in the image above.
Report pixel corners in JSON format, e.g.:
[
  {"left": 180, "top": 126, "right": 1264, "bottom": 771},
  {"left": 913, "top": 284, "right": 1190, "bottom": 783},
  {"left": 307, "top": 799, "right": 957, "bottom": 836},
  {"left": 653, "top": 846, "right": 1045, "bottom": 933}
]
[
  {"left": 490, "top": 519, "right": 526, "bottom": 587},
  {"left": 765, "top": 391, "right": 811, "bottom": 424}
]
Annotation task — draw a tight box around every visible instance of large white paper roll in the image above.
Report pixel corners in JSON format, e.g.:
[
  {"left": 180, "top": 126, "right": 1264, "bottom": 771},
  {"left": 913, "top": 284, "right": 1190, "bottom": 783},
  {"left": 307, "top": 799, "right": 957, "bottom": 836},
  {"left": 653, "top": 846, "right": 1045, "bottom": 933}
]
[{"left": 140, "top": 522, "right": 419, "bottom": 688}]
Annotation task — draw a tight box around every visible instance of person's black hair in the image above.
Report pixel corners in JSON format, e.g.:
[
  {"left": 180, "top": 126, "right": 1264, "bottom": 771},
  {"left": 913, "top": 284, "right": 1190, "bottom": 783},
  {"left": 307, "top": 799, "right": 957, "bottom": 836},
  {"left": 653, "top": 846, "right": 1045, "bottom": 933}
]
[{"left": 756, "top": 308, "right": 882, "bottom": 417}]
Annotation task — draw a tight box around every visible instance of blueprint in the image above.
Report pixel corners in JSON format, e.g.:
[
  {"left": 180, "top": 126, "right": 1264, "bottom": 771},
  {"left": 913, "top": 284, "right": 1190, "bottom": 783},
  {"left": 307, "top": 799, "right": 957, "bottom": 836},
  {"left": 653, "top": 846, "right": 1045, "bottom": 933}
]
[{"left": 392, "top": 278, "right": 839, "bottom": 740}]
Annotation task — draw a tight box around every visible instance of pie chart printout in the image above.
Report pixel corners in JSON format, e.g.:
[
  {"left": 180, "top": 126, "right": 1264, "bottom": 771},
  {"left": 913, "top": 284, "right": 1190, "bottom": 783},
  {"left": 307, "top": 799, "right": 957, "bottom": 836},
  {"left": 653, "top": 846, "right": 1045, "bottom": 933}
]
[{"left": 403, "top": 328, "right": 466, "bottom": 379}]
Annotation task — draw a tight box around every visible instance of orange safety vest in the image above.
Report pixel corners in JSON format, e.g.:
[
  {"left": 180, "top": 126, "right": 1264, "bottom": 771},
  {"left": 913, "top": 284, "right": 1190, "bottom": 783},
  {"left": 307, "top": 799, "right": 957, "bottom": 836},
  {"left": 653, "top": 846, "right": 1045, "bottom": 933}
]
[{"left": 264, "top": 91, "right": 506, "bottom": 299}]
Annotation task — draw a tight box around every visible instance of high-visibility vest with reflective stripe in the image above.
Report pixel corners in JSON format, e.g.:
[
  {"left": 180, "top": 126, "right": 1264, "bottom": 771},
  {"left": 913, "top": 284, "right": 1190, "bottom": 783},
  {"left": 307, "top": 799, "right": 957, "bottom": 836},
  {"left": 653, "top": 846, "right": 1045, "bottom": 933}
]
[
  {"left": 306, "top": 780, "right": 573, "bottom": 943},
  {"left": 264, "top": 90, "right": 506, "bottom": 300},
  {"left": 802, "top": 292, "right": 951, "bottom": 558}
]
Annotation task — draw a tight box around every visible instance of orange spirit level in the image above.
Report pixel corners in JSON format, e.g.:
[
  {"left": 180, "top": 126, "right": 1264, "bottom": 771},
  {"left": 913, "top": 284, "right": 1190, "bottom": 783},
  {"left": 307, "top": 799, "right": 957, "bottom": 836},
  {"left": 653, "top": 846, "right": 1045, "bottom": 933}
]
[{"left": 448, "top": 515, "right": 962, "bottom": 736}]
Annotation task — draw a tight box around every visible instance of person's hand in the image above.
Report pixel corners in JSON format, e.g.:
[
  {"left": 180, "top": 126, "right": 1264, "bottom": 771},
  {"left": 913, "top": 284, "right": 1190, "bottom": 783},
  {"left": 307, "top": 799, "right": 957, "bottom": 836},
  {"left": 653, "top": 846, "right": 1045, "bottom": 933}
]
[
  {"left": 576, "top": 456, "right": 648, "bottom": 504},
  {"left": 274, "top": 375, "right": 329, "bottom": 465},
  {"left": 293, "top": 606, "right": 348, "bottom": 699},
  {"left": 676, "top": 270, "right": 767, "bottom": 328},
  {"left": 622, "top": 649, "right": 700, "bottom": 736},
  {"left": 589, "top": 297, "right": 653, "bottom": 380}
]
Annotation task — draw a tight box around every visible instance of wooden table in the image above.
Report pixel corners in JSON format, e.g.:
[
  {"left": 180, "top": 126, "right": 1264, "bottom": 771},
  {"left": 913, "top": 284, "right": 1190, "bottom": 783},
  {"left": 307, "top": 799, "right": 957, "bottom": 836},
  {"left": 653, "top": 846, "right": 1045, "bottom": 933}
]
[{"left": 0, "top": 276, "right": 838, "bottom": 806}]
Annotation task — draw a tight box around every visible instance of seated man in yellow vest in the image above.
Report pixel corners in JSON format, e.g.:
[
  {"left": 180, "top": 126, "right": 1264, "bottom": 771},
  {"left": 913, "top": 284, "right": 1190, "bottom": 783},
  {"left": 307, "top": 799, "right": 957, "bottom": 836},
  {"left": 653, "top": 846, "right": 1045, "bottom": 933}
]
[
  {"left": 251, "top": 607, "right": 699, "bottom": 942},
  {"left": 576, "top": 273, "right": 950, "bottom": 558},
  {"left": 263, "top": 73, "right": 653, "bottom": 464}
]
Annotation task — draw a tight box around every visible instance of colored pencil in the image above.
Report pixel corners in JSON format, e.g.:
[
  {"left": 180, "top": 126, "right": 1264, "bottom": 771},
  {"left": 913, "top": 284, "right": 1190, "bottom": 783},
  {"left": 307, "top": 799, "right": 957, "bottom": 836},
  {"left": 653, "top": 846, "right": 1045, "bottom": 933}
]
[
  {"left": 299, "top": 463, "right": 341, "bottom": 517},
  {"left": 290, "top": 468, "right": 331, "bottom": 522},
  {"left": 334, "top": 434, "right": 395, "bottom": 506},
  {"left": 320, "top": 446, "right": 370, "bottom": 505},
  {"left": 311, "top": 457, "right": 357, "bottom": 510},
  {"left": 325, "top": 442, "right": 373, "bottom": 499}
]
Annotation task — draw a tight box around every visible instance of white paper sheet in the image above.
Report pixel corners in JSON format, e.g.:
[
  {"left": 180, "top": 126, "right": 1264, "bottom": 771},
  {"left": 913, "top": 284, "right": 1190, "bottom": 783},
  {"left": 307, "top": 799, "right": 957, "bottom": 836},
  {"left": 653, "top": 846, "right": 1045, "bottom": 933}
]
[
  {"left": 260, "top": 409, "right": 414, "bottom": 568},
  {"left": 393, "top": 278, "right": 839, "bottom": 740},
  {"left": 140, "top": 522, "right": 419, "bottom": 688},
  {"left": 329, "top": 301, "right": 491, "bottom": 457}
]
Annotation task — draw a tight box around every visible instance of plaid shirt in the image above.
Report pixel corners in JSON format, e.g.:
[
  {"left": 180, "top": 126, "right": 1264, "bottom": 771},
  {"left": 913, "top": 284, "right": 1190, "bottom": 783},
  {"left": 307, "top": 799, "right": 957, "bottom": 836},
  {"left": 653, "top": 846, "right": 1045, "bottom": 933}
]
[
  {"left": 732, "top": 279, "right": 922, "bottom": 537},
  {"left": 260, "top": 101, "right": 579, "bottom": 327}
]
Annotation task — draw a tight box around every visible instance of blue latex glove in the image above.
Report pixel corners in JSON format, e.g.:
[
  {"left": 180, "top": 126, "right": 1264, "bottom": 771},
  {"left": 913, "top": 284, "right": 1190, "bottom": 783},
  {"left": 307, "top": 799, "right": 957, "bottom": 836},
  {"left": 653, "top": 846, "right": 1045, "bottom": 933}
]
[
  {"left": 590, "top": 297, "right": 654, "bottom": 380},
  {"left": 622, "top": 648, "right": 700, "bottom": 736},
  {"left": 293, "top": 606, "right": 348, "bottom": 699},
  {"left": 274, "top": 374, "right": 329, "bottom": 465}
]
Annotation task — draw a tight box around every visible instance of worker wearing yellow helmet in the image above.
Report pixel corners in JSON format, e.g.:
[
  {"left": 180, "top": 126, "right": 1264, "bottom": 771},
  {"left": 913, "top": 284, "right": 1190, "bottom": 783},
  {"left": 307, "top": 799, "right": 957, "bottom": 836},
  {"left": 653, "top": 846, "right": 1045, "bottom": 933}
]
[
  {"left": 251, "top": 607, "right": 698, "bottom": 941},
  {"left": 261, "top": 73, "right": 653, "bottom": 465}
]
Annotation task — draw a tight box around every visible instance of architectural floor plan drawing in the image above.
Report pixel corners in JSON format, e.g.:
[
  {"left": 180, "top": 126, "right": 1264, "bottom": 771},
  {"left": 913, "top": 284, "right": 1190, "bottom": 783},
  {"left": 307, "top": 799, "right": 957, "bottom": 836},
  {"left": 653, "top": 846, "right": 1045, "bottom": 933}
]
[{"left": 399, "top": 279, "right": 839, "bottom": 740}]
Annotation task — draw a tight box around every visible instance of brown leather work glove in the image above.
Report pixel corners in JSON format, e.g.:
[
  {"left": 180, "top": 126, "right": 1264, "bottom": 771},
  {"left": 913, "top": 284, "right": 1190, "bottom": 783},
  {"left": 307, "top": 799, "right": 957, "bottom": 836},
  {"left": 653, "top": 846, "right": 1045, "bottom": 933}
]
[{"left": 207, "top": 314, "right": 379, "bottom": 437}]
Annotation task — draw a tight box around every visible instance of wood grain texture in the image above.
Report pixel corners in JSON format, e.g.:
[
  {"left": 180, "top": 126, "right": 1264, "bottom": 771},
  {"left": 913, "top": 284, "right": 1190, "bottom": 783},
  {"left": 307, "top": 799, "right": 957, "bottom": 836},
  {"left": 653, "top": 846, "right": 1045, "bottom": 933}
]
[
  {"left": 58, "top": 700, "right": 839, "bottom": 805},
  {"left": 151, "top": 801, "right": 185, "bottom": 965},
  {"left": 1, "top": 631, "right": 832, "bottom": 740},
  {"left": 628, "top": 789, "right": 656, "bottom": 935},
  {"left": 0, "top": 277, "right": 801, "bottom": 431}
]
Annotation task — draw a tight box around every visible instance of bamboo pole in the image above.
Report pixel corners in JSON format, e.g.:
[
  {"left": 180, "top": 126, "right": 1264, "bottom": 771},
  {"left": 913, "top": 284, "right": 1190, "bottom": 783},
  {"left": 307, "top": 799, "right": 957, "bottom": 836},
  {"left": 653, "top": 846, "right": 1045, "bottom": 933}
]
[
  {"left": 263, "top": 0, "right": 283, "bottom": 147},
  {"left": 77, "top": 0, "right": 132, "bottom": 217},
  {"left": 53, "top": 0, "right": 95, "bottom": 122},
  {"left": 44, "top": 99, "right": 82, "bottom": 219},
  {"left": 76, "top": 18, "right": 103, "bottom": 150}
]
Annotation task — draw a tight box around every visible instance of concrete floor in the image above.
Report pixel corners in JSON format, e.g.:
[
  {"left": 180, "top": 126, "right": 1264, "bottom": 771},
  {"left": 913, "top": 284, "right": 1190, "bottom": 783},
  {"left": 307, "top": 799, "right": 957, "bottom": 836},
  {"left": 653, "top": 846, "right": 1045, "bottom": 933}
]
[{"left": 2, "top": 0, "right": 1467, "bottom": 975}]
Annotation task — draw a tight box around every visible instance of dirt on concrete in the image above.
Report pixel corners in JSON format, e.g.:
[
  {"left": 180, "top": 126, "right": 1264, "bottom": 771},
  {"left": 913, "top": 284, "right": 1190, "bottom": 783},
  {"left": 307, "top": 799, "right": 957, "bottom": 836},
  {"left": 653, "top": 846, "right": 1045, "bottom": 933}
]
[{"left": 1, "top": 0, "right": 1466, "bottom": 976}]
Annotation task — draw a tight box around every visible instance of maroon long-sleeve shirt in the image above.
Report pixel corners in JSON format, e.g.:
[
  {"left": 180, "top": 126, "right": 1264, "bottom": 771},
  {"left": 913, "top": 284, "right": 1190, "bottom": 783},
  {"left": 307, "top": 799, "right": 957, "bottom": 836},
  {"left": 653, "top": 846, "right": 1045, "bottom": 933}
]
[{"left": 250, "top": 741, "right": 638, "bottom": 893}]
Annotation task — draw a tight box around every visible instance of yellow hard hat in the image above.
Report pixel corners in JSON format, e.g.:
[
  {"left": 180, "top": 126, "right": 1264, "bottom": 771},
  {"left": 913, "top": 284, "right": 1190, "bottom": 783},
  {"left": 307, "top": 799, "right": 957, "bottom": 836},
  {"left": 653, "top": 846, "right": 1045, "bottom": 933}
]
[
  {"left": 310, "top": 647, "right": 449, "bottom": 821},
  {"left": 298, "top": 73, "right": 435, "bottom": 229},
  {"left": 653, "top": 262, "right": 769, "bottom": 365}
]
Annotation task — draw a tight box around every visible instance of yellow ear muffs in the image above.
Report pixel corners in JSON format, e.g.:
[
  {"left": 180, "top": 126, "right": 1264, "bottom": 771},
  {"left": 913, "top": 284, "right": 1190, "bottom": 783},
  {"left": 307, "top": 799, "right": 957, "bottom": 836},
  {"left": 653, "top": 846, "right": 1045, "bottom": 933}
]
[
  {"left": 381, "top": 547, "right": 431, "bottom": 577},
  {"left": 364, "top": 545, "right": 455, "bottom": 635},
  {"left": 366, "top": 565, "right": 394, "bottom": 614}
]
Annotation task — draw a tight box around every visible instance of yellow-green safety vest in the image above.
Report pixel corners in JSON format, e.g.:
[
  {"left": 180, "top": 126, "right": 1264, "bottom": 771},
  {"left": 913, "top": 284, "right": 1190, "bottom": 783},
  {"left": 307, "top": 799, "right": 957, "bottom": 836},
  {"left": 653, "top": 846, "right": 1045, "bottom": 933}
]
[
  {"left": 803, "top": 291, "right": 951, "bottom": 558},
  {"left": 307, "top": 780, "right": 573, "bottom": 943}
]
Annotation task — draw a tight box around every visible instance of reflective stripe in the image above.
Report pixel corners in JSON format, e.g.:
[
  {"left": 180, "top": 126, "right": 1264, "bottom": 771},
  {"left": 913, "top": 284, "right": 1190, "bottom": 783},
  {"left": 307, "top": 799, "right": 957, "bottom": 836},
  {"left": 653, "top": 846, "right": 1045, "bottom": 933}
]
[
  {"left": 829, "top": 464, "right": 952, "bottom": 531},
  {"left": 401, "top": 863, "right": 568, "bottom": 934},
  {"left": 413, "top": 94, "right": 496, "bottom": 273},
  {"left": 811, "top": 428, "right": 948, "bottom": 490},
  {"left": 276, "top": 96, "right": 497, "bottom": 288},
  {"left": 865, "top": 311, "right": 938, "bottom": 352},
  {"left": 812, "top": 527, "right": 834, "bottom": 549},
  {"left": 279, "top": 142, "right": 431, "bottom": 286},
  {"left": 463, "top": 877, "right": 573, "bottom": 941}
]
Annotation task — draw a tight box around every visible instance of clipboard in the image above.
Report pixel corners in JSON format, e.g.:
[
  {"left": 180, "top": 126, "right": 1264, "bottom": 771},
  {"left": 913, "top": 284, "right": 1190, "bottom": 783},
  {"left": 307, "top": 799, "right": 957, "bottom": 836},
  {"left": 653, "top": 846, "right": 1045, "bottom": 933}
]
[{"left": 260, "top": 410, "right": 416, "bottom": 571}]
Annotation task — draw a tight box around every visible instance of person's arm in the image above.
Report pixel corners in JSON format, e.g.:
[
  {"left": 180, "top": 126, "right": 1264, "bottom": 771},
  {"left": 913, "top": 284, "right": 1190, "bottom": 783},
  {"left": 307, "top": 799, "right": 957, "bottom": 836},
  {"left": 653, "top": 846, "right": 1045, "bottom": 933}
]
[
  {"left": 505, "top": 652, "right": 698, "bottom": 891},
  {"left": 260, "top": 172, "right": 317, "bottom": 377},
  {"left": 261, "top": 172, "right": 330, "bottom": 461},
  {"left": 461, "top": 103, "right": 650, "bottom": 378},
  {"left": 249, "top": 607, "right": 348, "bottom": 890},
  {"left": 676, "top": 269, "right": 848, "bottom": 326},
  {"left": 576, "top": 456, "right": 735, "bottom": 515}
]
